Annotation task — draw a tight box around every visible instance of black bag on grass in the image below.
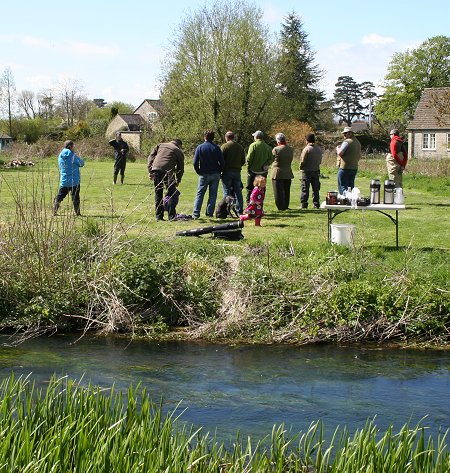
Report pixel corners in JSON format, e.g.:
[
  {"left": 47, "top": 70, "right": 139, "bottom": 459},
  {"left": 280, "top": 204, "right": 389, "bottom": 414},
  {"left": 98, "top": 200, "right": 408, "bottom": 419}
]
[{"left": 212, "top": 228, "right": 244, "bottom": 240}]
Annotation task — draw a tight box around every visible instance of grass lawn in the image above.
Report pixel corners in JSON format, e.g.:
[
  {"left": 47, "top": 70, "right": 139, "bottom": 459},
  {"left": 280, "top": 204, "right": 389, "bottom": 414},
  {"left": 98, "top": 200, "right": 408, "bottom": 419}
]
[{"left": 1, "top": 155, "right": 449, "bottom": 250}]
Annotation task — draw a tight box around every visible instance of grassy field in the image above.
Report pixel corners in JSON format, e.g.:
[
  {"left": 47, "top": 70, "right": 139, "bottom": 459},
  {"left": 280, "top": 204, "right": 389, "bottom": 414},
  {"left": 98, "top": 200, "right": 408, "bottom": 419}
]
[
  {"left": 0, "top": 153, "right": 449, "bottom": 344},
  {"left": 1, "top": 154, "right": 449, "bottom": 249}
]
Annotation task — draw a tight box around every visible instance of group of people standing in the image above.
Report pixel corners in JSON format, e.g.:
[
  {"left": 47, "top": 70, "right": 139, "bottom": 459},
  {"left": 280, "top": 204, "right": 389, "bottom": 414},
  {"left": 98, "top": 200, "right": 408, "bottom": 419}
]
[
  {"left": 147, "top": 129, "right": 324, "bottom": 225},
  {"left": 51, "top": 126, "right": 406, "bottom": 219}
]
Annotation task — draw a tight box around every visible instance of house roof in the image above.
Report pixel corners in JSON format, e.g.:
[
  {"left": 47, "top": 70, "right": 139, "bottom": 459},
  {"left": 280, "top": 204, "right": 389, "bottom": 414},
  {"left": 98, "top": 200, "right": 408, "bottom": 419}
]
[
  {"left": 0, "top": 133, "right": 12, "bottom": 139},
  {"left": 118, "top": 114, "right": 145, "bottom": 126},
  {"left": 407, "top": 87, "right": 450, "bottom": 130},
  {"left": 134, "top": 99, "right": 163, "bottom": 113}
]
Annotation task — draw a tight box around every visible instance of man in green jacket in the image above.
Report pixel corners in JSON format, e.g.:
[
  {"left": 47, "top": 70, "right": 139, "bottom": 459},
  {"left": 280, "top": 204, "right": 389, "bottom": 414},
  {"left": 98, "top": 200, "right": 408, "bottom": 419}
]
[
  {"left": 246, "top": 130, "right": 273, "bottom": 203},
  {"left": 220, "top": 131, "right": 246, "bottom": 214}
]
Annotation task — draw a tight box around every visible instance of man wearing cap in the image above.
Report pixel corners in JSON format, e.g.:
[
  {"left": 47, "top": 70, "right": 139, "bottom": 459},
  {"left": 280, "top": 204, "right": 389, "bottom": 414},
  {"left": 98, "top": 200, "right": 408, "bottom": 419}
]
[
  {"left": 147, "top": 139, "right": 185, "bottom": 221},
  {"left": 192, "top": 130, "right": 225, "bottom": 219},
  {"left": 336, "top": 126, "right": 361, "bottom": 194},
  {"left": 271, "top": 132, "right": 294, "bottom": 210},
  {"left": 387, "top": 129, "right": 407, "bottom": 188},
  {"left": 246, "top": 130, "right": 273, "bottom": 203},
  {"left": 220, "top": 131, "right": 246, "bottom": 214},
  {"left": 109, "top": 132, "right": 129, "bottom": 184}
]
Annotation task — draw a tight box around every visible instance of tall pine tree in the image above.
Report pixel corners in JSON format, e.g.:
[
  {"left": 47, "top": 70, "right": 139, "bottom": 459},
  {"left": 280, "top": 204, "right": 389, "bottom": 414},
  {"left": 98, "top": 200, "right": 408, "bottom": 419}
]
[{"left": 276, "top": 12, "right": 324, "bottom": 126}]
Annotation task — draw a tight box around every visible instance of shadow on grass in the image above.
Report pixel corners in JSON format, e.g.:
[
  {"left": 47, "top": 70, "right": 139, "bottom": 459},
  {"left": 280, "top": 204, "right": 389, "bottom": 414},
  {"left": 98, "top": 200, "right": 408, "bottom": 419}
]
[
  {"left": 80, "top": 214, "right": 121, "bottom": 219},
  {"left": 365, "top": 245, "right": 447, "bottom": 253}
]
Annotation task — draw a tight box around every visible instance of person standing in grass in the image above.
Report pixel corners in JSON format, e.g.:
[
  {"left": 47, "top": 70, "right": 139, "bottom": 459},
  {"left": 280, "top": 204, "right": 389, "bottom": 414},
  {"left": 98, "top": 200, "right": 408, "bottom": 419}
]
[
  {"left": 109, "top": 132, "right": 129, "bottom": 184},
  {"left": 245, "top": 130, "right": 273, "bottom": 203},
  {"left": 271, "top": 132, "right": 294, "bottom": 210},
  {"left": 220, "top": 131, "right": 246, "bottom": 214},
  {"left": 192, "top": 130, "right": 224, "bottom": 219},
  {"left": 336, "top": 126, "right": 361, "bottom": 194},
  {"left": 387, "top": 129, "right": 407, "bottom": 188},
  {"left": 300, "top": 133, "right": 323, "bottom": 209},
  {"left": 147, "top": 139, "right": 185, "bottom": 221},
  {"left": 240, "top": 175, "right": 266, "bottom": 226},
  {"left": 53, "top": 140, "right": 85, "bottom": 216}
]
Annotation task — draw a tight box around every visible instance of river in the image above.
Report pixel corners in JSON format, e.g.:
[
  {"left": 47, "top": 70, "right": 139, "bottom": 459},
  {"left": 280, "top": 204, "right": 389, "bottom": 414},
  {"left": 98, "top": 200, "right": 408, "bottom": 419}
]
[{"left": 0, "top": 334, "right": 448, "bottom": 442}]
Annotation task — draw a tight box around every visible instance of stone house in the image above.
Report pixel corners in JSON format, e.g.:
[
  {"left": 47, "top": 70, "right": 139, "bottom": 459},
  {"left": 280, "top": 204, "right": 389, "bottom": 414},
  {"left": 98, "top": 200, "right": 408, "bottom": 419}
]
[
  {"left": 0, "top": 133, "right": 12, "bottom": 151},
  {"left": 407, "top": 88, "right": 450, "bottom": 159},
  {"left": 134, "top": 99, "right": 163, "bottom": 123},
  {"left": 105, "top": 114, "right": 145, "bottom": 151},
  {"left": 105, "top": 99, "right": 163, "bottom": 151}
]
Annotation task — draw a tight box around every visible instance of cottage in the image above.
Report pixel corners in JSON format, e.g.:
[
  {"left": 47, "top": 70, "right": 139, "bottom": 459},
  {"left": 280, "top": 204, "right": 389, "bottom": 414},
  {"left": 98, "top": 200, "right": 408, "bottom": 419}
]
[
  {"left": 134, "top": 99, "right": 163, "bottom": 123},
  {"left": 407, "top": 88, "right": 450, "bottom": 159},
  {"left": 105, "top": 99, "right": 163, "bottom": 152},
  {"left": 105, "top": 114, "right": 146, "bottom": 151},
  {"left": 0, "top": 133, "right": 12, "bottom": 152}
]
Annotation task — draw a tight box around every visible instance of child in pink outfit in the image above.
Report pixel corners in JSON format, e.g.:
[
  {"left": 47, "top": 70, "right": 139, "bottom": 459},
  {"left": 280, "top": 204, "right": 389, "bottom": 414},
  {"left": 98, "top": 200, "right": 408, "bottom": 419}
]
[{"left": 240, "top": 175, "right": 266, "bottom": 226}]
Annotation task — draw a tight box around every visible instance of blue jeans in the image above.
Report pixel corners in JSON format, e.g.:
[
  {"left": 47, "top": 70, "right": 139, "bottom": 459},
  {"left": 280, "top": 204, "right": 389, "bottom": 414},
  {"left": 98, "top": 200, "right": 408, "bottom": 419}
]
[
  {"left": 337, "top": 168, "right": 357, "bottom": 194},
  {"left": 193, "top": 173, "right": 220, "bottom": 217},
  {"left": 221, "top": 170, "right": 243, "bottom": 214}
]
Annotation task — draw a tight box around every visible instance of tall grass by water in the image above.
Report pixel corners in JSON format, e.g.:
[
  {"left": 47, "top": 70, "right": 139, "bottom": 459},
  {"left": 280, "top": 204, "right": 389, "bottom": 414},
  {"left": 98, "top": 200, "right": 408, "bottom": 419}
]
[{"left": 0, "top": 375, "right": 448, "bottom": 472}]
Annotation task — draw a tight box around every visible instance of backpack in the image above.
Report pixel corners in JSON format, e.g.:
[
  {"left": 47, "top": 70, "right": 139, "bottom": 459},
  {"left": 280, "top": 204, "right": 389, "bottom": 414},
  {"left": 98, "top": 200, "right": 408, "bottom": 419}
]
[{"left": 215, "top": 196, "right": 239, "bottom": 219}]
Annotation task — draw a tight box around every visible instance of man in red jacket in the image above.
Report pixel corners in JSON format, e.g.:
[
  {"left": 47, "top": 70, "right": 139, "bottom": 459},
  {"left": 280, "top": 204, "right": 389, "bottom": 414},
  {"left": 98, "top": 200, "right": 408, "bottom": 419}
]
[{"left": 387, "top": 129, "right": 407, "bottom": 188}]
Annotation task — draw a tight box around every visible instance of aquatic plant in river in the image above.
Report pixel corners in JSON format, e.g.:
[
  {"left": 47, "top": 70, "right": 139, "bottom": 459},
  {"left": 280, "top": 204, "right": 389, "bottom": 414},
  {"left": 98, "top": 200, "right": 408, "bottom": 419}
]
[{"left": 0, "top": 375, "right": 448, "bottom": 472}]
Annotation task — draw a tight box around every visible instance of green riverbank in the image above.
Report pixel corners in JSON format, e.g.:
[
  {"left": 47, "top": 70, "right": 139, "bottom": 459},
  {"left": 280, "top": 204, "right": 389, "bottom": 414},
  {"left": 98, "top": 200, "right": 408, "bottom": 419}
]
[{"left": 0, "top": 157, "right": 449, "bottom": 346}]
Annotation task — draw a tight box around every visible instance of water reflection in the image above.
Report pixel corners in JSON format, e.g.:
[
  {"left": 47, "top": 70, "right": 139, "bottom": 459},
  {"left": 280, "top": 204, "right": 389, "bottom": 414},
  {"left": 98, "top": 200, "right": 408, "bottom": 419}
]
[{"left": 0, "top": 335, "right": 448, "bottom": 441}]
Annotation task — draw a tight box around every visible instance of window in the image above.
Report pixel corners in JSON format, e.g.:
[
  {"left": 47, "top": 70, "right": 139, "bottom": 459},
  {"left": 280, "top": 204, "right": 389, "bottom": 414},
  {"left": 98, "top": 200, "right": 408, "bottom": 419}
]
[
  {"left": 148, "top": 112, "right": 157, "bottom": 122},
  {"left": 422, "top": 133, "right": 436, "bottom": 150},
  {"left": 447, "top": 134, "right": 450, "bottom": 151}
]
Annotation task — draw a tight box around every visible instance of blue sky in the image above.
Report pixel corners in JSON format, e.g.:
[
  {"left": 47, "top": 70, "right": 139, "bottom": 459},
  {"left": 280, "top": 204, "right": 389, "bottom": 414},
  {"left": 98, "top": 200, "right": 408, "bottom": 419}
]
[{"left": 1, "top": 0, "right": 449, "bottom": 109}]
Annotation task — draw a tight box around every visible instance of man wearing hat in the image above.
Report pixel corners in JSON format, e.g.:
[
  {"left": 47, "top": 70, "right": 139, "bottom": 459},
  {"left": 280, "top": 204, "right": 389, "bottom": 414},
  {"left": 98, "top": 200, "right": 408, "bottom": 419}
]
[
  {"left": 336, "top": 126, "right": 361, "bottom": 194},
  {"left": 109, "top": 132, "right": 129, "bottom": 184},
  {"left": 387, "top": 129, "right": 407, "bottom": 188},
  {"left": 147, "top": 139, "right": 185, "bottom": 221},
  {"left": 246, "top": 130, "right": 273, "bottom": 203}
]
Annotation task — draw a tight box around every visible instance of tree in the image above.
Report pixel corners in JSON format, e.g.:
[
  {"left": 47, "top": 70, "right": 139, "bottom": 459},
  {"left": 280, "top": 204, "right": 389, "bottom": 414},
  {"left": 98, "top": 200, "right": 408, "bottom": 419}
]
[
  {"left": 38, "top": 89, "right": 55, "bottom": 120},
  {"left": 93, "top": 98, "right": 107, "bottom": 108},
  {"left": 17, "top": 90, "right": 38, "bottom": 119},
  {"left": 0, "top": 67, "right": 16, "bottom": 135},
  {"left": 55, "top": 78, "right": 88, "bottom": 127},
  {"left": 160, "top": 0, "right": 279, "bottom": 147},
  {"left": 359, "top": 81, "right": 377, "bottom": 130},
  {"left": 375, "top": 35, "right": 450, "bottom": 130},
  {"left": 275, "top": 12, "right": 324, "bottom": 126},
  {"left": 333, "top": 76, "right": 364, "bottom": 125}
]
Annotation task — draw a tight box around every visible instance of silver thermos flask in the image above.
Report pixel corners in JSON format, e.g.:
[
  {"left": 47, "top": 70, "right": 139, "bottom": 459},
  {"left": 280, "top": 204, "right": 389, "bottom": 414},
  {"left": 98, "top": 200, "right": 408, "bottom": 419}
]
[
  {"left": 370, "top": 179, "right": 380, "bottom": 204},
  {"left": 384, "top": 179, "right": 395, "bottom": 204}
]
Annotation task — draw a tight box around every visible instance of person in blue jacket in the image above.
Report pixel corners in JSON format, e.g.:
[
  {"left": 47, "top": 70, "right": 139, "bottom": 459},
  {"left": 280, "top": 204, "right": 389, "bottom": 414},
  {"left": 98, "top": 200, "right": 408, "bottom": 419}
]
[
  {"left": 192, "top": 130, "right": 224, "bottom": 219},
  {"left": 53, "top": 140, "right": 85, "bottom": 216}
]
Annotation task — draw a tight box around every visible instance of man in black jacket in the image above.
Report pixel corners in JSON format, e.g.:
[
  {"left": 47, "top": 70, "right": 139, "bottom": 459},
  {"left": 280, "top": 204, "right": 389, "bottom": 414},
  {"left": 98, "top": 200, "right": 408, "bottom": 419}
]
[{"left": 109, "top": 132, "right": 129, "bottom": 184}]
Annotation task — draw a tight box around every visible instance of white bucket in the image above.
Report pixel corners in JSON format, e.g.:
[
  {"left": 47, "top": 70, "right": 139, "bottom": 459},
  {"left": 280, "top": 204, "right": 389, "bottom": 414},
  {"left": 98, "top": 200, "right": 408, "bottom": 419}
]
[{"left": 331, "top": 224, "right": 356, "bottom": 247}]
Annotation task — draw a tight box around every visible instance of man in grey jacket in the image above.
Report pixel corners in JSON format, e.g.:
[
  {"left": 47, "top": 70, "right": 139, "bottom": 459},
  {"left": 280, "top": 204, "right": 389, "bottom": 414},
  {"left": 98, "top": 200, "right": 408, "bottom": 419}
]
[{"left": 147, "top": 139, "right": 184, "bottom": 221}]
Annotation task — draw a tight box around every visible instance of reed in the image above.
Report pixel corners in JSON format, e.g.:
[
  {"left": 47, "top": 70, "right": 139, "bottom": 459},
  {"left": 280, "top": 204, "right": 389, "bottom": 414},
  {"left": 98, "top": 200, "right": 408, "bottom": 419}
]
[{"left": 0, "top": 375, "right": 447, "bottom": 472}]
